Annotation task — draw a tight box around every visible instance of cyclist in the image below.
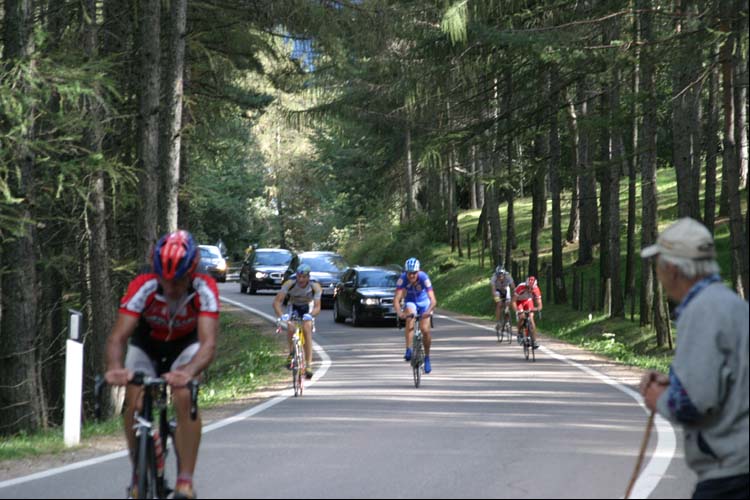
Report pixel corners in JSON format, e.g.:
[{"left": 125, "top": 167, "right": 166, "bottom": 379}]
[
  {"left": 512, "top": 275, "right": 543, "bottom": 349},
  {"left": 273, "top": 263, "right": 322, "bottom": 380},
  {"left": 393, "top": 258, "right": 438, "bottom": 373},
  {"left": 491, "top": 266, "right": 515, "bottom": 328},
  {"left": 104, "top": 230, "right": 219, "bottom": 500}
]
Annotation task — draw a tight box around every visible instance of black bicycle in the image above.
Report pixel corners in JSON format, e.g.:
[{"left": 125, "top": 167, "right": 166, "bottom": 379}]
[
  {"left": 518, "top": 310, "right": 537, "bottom": 362},
  {"left": 399, "top": 313, "right": 428, "bottom": 388},
  {"left": 495, "top": 302, "right": 512, "bottom": 344},
  {"left": 96, "top": 372, "right": 199, "bottom": 499}
]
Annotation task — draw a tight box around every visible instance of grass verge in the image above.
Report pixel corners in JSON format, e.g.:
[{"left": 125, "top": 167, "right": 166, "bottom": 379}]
[{"left": 0, "top": 309, "right": 286, "bottom": 463}]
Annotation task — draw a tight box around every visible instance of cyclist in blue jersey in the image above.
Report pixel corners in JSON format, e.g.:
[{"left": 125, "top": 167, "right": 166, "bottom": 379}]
[{"left": 393, "top": 258, "right": 438, "bottom": 373}]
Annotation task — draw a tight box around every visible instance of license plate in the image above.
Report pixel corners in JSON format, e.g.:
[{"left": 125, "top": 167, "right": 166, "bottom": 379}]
[{"left": 273, "top": 278, "right": 282, "bottom": 284}]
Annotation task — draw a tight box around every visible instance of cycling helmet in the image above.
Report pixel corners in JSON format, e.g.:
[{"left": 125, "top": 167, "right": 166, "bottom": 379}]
[
  {"left": 495, "top": 266, "right": 506, "bottom": 275},
  {"left": 153, "top": 230, "right": 199, "bottom": 280},
  {"left": 527, "top": 276, "right": 537, "bottom": 288},
  {"left": 404, "top": 258, "right": 421, "bottom": 272},
  {"left": 296, "top": 263, "right": 312, "bottom": 276}
]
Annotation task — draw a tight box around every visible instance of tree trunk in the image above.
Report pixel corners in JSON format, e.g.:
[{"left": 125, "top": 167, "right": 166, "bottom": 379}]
[
  {"left": 576, "top": 80, "right": 597, "bottom": 265},
  {"left": 671, "top": 0, "right": 703, "bottom": 220},
  {"left": 625, "top": 7, "right": 639, "bottom": 303},
  {"left": 734, "top": 6, "right": 748, "bottom": 189},
  {"left": 470, "top": 145, "right": 478, "bottom": 210},
  {"left": 81, "top": 0, "right": 117, "bottom": 401},
  {"left": 721, "top": 0, "right": 749, "bottom": 298},
  {"left": 566, "top": 91, "right": 581, "bottom": 244},
  {"left": 704, "top": 51, "right": 720, "bottom": 235},
  {"left": 549, "top": 66, "right": 567, "bottom": 304},
  {"left": 0, "top": 0, "right": 46, "bottom": 435},
  {"left": 159, "top": 0, "right": 187, "bottom": 233},
  {"left": 136, "top": 0, "right": 161, "bottom": 262},
  {"left": 529, "top": 133, "right": 547, "bottom": 278},
  {"left": 609, "top": 46, "right": 625, "bottom": 318},
  {"left": 639, "top": 0, "right": 658, "bottom": 327}
]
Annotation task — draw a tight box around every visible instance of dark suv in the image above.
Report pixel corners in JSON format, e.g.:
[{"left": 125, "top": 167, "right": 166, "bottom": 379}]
[
  {"left": 287, "top": 251, "right": 348, "bottom": 308},
  {"left": 239, "top": 248, "right": 298, "bottom": 294}
]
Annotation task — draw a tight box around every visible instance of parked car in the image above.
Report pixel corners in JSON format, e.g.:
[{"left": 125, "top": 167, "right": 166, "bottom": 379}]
[
  {"left": 239, "top": 248, "right": 297, "bottom": 294},
  {"left": 198, "top": 245, "right": 227, "bottom": 283},
  {"left": 288, "top": 251, "right": 349, "bottom": 308},
  {"left": 333, "top": 266, "right": 400, "bottom": 326}
]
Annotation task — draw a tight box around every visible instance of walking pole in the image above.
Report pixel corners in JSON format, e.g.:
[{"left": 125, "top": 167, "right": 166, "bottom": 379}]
[{"left": 624, "top": 410, "right": 656, "bottom": 499}]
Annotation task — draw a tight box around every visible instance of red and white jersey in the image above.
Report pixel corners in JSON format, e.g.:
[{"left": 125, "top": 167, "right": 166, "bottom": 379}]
[
  {"left": 119, "top": 273, "right": 220, "bottom": 342},
  {"left": 514, "top": 282, "right": 541, "bottom": 302}
]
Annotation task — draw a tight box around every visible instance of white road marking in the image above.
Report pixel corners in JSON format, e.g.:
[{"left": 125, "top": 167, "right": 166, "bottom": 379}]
[{"left": 434, "top": 313, "right": 676, "bottom": 499}]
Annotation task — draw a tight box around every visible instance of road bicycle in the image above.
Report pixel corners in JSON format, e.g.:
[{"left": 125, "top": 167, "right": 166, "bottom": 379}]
[
  {"left": 517, "top": 310, "right": 538, "bottom": 362},
  {"left": 277, "top": 314, "right": 306, "bottom": 397},
  {"left": 495, "top": 302, "right": 512, "bottom": 344},
  {"left": 95, "top": 372, "right": 199, "bottom": 499},
  {"left": 399, "top": 313, "right": 428, "bottom": 388}
]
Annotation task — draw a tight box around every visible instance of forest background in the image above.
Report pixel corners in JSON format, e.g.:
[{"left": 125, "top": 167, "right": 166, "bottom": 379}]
[{"left": 0, "top": 0, "right": 747, "bottom": 438}]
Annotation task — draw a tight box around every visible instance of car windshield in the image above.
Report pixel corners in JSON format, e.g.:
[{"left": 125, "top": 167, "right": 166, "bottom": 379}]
[
  {"left": 358, "top": 271, "right": 399, "bottom": 288},
  {"left": 256, "top": 251, "right": 292, "bottom": 266},
  {"left": 301, "top": 255, "right": 348, "bottom": 273},
  {"left": 200, "top": 247, "right": 222, "bottom": 259}
]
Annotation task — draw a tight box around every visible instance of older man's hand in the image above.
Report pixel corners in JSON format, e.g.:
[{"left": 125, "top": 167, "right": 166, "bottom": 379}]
[{"left": 639, "top": 370, "right": 669, "bottom": 411}]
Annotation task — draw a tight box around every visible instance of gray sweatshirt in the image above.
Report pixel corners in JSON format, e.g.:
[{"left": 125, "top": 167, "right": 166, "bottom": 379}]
[{"left": 657, "top": 281, "right": 749, "bottom": 481}]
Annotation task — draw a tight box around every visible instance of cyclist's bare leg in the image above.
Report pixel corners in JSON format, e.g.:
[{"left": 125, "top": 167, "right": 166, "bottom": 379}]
[
  {"left": 123, "top": 386, "right": 143, "bottom": 464},
  {"left": 303, "top": 319, "right": 313, "bottom": 367},
  {"left": 494, "top": 301, "right": 502, "bottom": 322},
  {"left": 404, "top": 316, "right": 415, "bottom": 349},
  {"left": 530, "top": 314, "right": 538, "bottom": 342},
  {"left": 286, "top": 322, "right": 295, "bottom": 354},
  {"left": 420, "top": 316, "right": 432, "bottom": 356},
  {"left": 172, "top": 386, "right": 201, "bottom": 478}
]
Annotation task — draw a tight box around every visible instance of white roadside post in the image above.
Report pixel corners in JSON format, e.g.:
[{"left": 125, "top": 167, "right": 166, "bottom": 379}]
[{"left": 64, "top": 309, "right": 84, "bottom": 448}]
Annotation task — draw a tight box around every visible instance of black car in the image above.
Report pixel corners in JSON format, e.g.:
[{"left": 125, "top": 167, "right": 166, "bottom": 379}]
[
  {"left": 287, "top": 251, "right": 349, "bottom": 309},
  {"left": 333, "top": 266, "right": 400, "bottom": 326},
  {"left": 239, "top": 248, "right": 298, "bottom": 294}
]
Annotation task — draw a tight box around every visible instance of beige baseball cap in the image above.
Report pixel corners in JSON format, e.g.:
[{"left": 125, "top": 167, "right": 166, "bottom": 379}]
[{"left": 641, "top": 217, "right": 716, "bottom": 260}]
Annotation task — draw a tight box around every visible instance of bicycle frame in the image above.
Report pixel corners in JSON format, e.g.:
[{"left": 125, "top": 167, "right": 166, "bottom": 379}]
[
  {"left": 95, "top": 373, "right": 199, "bottom": 499},
  {"left": 278, "top": 314, "right": 307, "bottom": 396},
  {"left": 518, "top": 311, "right": 536, "bottom": 362}
]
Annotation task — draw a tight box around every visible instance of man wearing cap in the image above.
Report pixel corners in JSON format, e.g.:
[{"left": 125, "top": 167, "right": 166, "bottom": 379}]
[{"left": 639, "top": 218, "right": 749, "bottom": 499}]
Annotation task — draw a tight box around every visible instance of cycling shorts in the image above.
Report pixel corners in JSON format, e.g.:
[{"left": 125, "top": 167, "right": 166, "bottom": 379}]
[
  {"left": 495, "top": 287, "right": 511, "bottom": 301},
  {"left": 125, "top": 342, "right": 199, "bottom": 377},
  {"left": 405, "top": 298, "right": 431, "bottom": 317},
  {"left": 516, "top": 299, "right": 536, "bottom": 312},
  {"left": 288, "top": 303, "right": 312, "bottom": 321}
]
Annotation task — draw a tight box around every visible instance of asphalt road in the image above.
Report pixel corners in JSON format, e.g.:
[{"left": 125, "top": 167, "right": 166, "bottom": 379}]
[{"left": 0, "top": 282, "right": 695, "bottom": 499}]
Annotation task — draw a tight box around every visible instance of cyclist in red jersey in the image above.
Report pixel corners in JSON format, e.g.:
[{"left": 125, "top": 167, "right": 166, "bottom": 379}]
[
  {"left": 105, "top": 230, "right": 219, "bottom": 500},
  {"left": 512, "top": 276, "right": 543, "bottom": 349}
]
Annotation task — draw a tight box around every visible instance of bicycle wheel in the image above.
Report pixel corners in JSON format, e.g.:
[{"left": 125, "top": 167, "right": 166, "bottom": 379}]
[
  {"left": 530, "top": 327, "right": 536, "bottom": 362},
  {"left": 292, "top": 344, "right": 300, "bottom": 397},
  {"left": 522, "top": 330, "right": 530, "bottom": 361},
  {"left": 412, "top": 336, "right": 423, "bottom": 388},
  {"left": 503, "top": 320, "right": 512, "bottom": 344},
  {"left": 136, "top": 429, "right": 155, "bottom": 499},
  {"left": 297, "top": 350, "right": 305, "bottom": 396}
]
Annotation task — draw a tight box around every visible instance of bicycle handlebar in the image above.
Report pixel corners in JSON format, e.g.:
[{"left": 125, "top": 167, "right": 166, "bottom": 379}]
[{"left": 95, "top": 371, "right": 201, "bottom": 421}]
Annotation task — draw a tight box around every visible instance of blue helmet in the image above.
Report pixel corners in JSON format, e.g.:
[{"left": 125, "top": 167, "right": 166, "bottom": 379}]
[
  {"left": 153, "top": 230, "right": 199, "bottom": 280},
  {"left": 404, "top": 258, "right": 421, "bottom": 272},
  {"left": 296, "top": 263, "right": 312, "bottom": 276}
]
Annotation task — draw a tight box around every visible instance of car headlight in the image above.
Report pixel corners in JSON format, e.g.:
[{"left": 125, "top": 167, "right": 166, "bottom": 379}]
[
  {"left": 255, "top": 271, "right": 267, "bottom": 279},
  {"left": 361, "top": 298, "right": 380, "bottom": 306},
  {"left": 217, "top": 261, "right": 227, "bottom": 271}
]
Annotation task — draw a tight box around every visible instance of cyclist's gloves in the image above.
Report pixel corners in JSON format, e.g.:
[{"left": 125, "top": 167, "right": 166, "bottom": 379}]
[{"left": 281, "top": 313, "right": 290, "bottom": 321}]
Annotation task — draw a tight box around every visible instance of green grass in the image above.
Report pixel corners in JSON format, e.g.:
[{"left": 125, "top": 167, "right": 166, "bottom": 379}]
[
  {"left": 0, "top": 311, "right": 287, "bottom": 462},
  {"left": 347, "top": 167, "right": 746, "bottom": 374}
]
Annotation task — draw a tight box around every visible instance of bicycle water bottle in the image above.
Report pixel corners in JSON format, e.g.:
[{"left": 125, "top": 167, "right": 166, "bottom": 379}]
[{"left": 153, "top": 430, "right": 165, "bottom": 479}]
